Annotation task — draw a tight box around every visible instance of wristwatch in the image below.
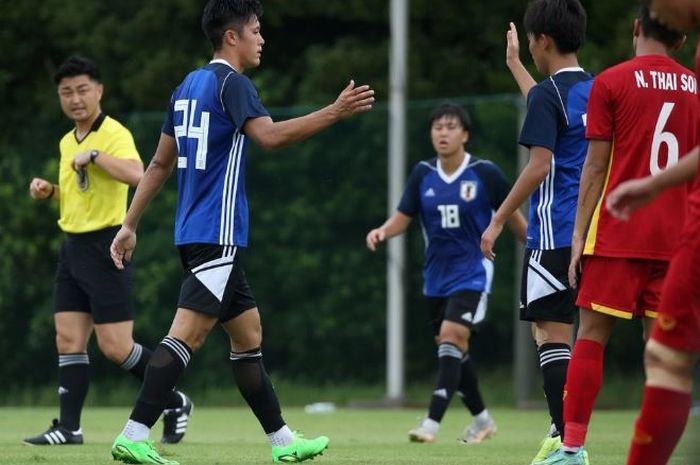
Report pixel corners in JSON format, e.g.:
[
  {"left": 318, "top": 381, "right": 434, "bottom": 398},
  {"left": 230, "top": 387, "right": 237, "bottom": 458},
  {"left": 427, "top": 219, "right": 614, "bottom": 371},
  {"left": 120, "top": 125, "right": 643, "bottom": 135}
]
[{"left": 89, "top": 149, "right": 100, "bottom": 163}]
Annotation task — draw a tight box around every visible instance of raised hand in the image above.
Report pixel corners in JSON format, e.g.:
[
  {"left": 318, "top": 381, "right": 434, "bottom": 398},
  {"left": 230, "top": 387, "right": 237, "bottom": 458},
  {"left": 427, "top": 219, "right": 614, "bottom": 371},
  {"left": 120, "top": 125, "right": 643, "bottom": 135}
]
[
  {"left": 506, "top": 22, "right": 522, "bottom": 67},
  {"left": 332, "top": 80, "right": 375, "bottom": 118}
]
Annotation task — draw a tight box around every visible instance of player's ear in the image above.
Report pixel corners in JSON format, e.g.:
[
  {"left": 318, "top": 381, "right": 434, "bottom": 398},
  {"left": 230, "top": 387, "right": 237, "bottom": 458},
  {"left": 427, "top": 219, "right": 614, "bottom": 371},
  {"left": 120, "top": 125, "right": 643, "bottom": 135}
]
[
  {"left": 633, "top": 18, "right": 641, "bottom": 38},
  {"left": 223, "top": 29, "right": 237, "bottom": 47},
  {"left": 462, "top": 131, "right": 469, "bottom": 145}
]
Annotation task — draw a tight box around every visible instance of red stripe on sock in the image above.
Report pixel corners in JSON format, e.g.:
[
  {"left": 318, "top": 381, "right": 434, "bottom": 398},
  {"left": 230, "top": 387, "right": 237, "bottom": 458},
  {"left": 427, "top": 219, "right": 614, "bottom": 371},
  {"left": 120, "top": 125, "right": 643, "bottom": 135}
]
[
  {"left": 626, "top": 386, "right": 691, "bottom": 465},
  {"left": 563, "top": 339, "right": 604, "bottom": 447}
]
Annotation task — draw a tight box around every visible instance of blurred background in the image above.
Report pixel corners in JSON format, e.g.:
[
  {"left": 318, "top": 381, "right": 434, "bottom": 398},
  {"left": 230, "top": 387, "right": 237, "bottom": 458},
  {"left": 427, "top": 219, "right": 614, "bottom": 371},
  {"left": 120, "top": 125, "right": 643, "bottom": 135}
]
[{"left": 0, "top": 0, "right": 697, "bottom": 408}]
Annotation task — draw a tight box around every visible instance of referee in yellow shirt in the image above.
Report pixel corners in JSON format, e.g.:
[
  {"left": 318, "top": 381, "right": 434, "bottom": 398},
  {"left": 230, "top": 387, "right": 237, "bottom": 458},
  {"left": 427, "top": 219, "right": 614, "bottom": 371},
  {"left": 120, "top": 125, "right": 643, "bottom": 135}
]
[{"left": 25, "top": 56, "right": 191, "bottom": 446}]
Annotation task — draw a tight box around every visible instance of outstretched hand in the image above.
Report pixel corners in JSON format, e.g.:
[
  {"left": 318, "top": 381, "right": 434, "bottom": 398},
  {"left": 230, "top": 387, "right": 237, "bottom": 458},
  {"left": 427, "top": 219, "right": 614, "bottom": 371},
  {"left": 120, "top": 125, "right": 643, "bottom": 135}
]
[
  {"left": 333, "top": 80, "right": 375, "bottom": 118},
  {"left": 366, "top": 228, "right": 386, "bottom": 252},
  {"left": 110, "top": 226, "right": 137, "bottom": 270}
]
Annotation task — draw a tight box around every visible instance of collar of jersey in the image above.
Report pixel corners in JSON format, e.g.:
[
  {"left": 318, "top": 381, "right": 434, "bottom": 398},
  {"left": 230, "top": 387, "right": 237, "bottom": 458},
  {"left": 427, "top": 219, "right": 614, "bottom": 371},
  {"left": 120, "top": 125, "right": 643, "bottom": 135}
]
[
  {"left": 209, "top": 58, "right": 240, "bottom": 73},
  {"left": 553, "top": 66, "right": 585, "bottom": 75},
  {"left": 437, "top": 152, "right": 471, "bottom": 184}
]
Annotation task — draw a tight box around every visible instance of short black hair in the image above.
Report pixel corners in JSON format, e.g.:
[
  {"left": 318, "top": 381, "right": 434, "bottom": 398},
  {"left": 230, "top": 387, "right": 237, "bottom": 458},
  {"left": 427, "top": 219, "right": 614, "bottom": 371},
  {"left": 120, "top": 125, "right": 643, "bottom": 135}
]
[
  {"left": 53, "top": 55, "right": 101, "bottom": 85},
  {"left": 524, "top": 0, "right": 587, "bottom": 54},
  {"left": 202, "top": 0, "right": 263, "bottom": 50},
  {"left": 428, "top": 103, "right": 471, "bottom": 131},
  {"left": 638, "top": 5, "right": 685, "bottom": 48}
]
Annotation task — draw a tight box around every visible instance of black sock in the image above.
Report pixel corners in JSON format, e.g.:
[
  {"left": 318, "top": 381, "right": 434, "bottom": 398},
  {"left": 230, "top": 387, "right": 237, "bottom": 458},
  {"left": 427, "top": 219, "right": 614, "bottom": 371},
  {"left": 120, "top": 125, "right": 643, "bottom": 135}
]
[
  {"left": 457, "top": 354, "right": 486, "bottom": 416},
  {"left": 230, "top": 348, "right": 284, "bottom": 434},
  {"left": 130, "top": 336, "right": 191, "bottom": 427},
  {"left": 538, "top": 343, "right": 571, "bottom": 437},
  {"left": 427, "top": 343, "right": 463, "bottom": 423},
  {"left": 58, "top": 353, "right": 90, "bottom": 431},
  {"left": 120, "top": 343, "right": 183, "bottom": 410}
]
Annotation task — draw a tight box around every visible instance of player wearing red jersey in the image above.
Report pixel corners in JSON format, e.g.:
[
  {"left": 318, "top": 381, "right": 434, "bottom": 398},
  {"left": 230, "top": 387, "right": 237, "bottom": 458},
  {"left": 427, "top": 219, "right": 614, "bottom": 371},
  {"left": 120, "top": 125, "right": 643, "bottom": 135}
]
[
  {"left": 606, "top": 2, "right": 700, "bottom": 464},
  {"left": 536, "top": 6, "right": 699, "bottom": 465}
]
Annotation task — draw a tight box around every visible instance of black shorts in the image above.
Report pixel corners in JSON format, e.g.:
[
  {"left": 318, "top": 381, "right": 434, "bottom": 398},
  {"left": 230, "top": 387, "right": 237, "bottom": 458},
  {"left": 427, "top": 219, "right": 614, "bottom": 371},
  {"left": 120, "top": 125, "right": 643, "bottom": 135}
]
[
  {"left": 177, "top": 244, "right": 256, "bottom": 323},
  {"left": 520, "top": 247, "right": 577, "bottom": 324},
  {"left": 54, "top": 226, "right": 135, "bottom": 324},
  {"left": 426, "top": 290, "right": 488, "bottom": 335}
]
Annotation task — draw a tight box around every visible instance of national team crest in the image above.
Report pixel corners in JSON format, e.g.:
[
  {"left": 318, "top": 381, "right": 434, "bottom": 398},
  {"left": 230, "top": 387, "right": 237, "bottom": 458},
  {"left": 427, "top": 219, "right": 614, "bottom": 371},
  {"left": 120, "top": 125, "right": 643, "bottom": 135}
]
[{"left": 460, "top": 181, "right": 477, "bottom": 202}]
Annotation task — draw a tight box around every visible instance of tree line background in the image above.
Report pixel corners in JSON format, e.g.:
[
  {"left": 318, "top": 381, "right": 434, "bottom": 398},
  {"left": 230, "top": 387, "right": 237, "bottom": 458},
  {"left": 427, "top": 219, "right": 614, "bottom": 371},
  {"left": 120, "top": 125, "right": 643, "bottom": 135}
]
[{"left": 0, "top": 0, "right": 696, "bottom": 404}]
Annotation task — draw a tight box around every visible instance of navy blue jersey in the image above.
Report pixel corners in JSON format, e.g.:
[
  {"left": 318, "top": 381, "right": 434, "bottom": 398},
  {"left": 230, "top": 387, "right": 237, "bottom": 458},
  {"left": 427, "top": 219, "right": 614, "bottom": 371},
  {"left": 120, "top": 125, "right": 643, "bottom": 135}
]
[
  {"left": 398, "top": 154, "right": 511, "bottom": 297},
  {"left": 519, "top": 68, "right": 593, "bottom": 250},
  {"left": 162, "top": 60, "right": 269, "bottom": 246}
]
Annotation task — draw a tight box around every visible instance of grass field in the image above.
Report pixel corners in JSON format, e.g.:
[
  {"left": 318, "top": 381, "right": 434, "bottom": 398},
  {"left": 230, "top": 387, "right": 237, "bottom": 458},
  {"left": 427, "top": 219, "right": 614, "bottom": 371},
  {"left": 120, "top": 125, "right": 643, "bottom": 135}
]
[{"left": 2, "top": 407, "right": 698, "bottom": 465}]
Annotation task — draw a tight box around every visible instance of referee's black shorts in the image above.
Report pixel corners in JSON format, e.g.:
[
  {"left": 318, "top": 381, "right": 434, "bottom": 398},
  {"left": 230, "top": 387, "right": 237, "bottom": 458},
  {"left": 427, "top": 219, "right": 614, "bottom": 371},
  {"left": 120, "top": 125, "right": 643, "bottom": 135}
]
[{"left": 54, "top": 226, "right": 135, "bottom": 324}]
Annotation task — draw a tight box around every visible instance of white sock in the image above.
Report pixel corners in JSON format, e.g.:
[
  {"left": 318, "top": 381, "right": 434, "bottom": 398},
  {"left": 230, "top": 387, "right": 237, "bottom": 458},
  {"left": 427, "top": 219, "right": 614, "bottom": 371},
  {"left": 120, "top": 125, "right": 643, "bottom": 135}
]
[
  {"left": 122, "top": 420, "right": 150, "bottom": 442},
  {"left": 267, "top": 424, "right": 294, "bottom": 447},
  {"left": 420, "top": 417, "right": 440, "bottom": 435},
  {"left": 562, "top": 444, "right": 580, "bottom": 454},
  {"left": 475, "top": 409, "right": 491, "bottom": 425},
  {"left": 549, "top": 422, "right": 559, "bottom": 437}
]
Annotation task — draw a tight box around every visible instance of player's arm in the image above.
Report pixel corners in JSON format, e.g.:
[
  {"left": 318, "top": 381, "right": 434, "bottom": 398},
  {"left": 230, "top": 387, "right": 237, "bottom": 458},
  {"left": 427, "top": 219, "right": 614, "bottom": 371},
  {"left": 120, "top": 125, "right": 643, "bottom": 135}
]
[
  {"left": 244, "top": 80, "right": 375, "bottom": 151},
  {"left": 366, "top": 212, "right": 412, "bottom": 252},
  {"left": 568, "top": 138, "right": 612, "bottom": 286},
  {"left": 506, "top": 22, "right": 536, "bottom": 98},
  {"left": 110, "top": 134, "right": 178, "bottom": 269},
  {"left": 71, "top": 151, "right": 143, "bottom": 187},
  {"left": 506, "top": 209, "right": 528, "bottom": 244},
  {"left": 608, "top": 145, "right": 699, "bottom": 221},
  {"left": 481, "top": 146, "right": 552, "bottom": 260}
]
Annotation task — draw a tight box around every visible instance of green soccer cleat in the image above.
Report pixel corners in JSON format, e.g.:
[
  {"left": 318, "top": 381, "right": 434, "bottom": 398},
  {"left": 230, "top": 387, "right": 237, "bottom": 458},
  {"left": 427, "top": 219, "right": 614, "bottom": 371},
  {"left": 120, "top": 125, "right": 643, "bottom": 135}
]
[
  {"left": 531, "top": 435, "right": 562, "bottom": 463},
  {"left": 271, "top": 432, "right": 329, "bottom": 463},
  {"left": 111, "top": 434, "right": 179, "bottom": 465},
  {"left": 532, "top": 447, "right": 589, "bottom": 465}
]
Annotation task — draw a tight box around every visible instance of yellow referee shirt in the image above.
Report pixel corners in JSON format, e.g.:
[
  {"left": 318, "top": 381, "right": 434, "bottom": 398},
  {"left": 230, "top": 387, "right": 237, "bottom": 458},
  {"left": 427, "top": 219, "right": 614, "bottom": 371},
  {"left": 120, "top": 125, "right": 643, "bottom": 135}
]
[{"left": 57, "top": 113, "right": 141, "bottom": 233}]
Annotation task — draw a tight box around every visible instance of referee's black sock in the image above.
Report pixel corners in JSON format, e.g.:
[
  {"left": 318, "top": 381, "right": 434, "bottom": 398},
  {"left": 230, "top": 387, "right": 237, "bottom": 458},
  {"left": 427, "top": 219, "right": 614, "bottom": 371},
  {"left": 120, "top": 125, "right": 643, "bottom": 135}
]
[
  {"left": 457, "top": 354, "right": 486, "bottom": 416},
  {"left": 120, "top": 342, "right": 184, "bottom": 410},
  {"left": 58, "top": 353, "right": 90, "bottom": 431},
  {"left": 538, "top": 342, "right": 571, "bottom": 437},
  {"left": 427, "top": 343, "right": 463, "bottom": 423},
  {"left": 230, "top": 348, "right": 284, "bottom": 434},
  {"left": 130, "top": 337, "right": 191, "bottom": 427}
]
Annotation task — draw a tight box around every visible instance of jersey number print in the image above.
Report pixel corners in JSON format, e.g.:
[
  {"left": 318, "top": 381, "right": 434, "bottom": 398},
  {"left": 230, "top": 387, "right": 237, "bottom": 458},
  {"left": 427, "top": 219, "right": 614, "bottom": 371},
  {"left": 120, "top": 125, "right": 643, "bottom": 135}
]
[
  {"left": 174, "top": 99, "right": 210, "bottom": 170},
  {"left": 437, "top": 204, "right": 460, "bottom": 228}
]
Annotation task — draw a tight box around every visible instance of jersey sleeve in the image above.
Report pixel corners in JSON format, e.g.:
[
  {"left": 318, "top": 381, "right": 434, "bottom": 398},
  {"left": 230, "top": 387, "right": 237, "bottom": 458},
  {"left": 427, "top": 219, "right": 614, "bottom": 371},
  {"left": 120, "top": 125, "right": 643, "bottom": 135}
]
[
  {"left": 397, "top": 162, "right": 428, "bottom": 217},
  {"left": 479, "top": 162, "right": 511, "bottom": 211},
  {"left": 161, "top": 92, "right": 177, "bottom": 137},
  {"left": 518, "top": 83, "right": 561, "bottom": 152},
  {"left": 108, "top": 125, "right": 141, "bottom": 161},
  {"left": 585, "top": 75, "right": 614, "bottom": 140},
  {"left": 222, "top": 74, "right": 270, "bottom": 132}
]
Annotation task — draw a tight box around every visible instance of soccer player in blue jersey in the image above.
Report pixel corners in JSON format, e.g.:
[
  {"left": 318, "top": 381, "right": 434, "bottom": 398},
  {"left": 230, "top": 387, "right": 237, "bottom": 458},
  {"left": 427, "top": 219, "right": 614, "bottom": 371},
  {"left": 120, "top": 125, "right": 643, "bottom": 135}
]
[
  {"left": 480, "top": 1, "right": 592, "bottom": 463},
  {"left": 366, "top": 102, "right": 527, "bottom": 445},
  {"left": 107, "top": 1, "right": 374, "bottom": 464}
]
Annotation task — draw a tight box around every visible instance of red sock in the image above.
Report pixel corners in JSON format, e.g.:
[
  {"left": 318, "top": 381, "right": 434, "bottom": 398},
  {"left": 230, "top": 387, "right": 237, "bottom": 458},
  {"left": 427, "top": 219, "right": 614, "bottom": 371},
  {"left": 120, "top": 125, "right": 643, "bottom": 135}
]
[
  {"left": 626, "top": 386, "right": 691, "bottom": 465},
  {"left": 563, "top": 339, "right": 604, "bottom": 447}
]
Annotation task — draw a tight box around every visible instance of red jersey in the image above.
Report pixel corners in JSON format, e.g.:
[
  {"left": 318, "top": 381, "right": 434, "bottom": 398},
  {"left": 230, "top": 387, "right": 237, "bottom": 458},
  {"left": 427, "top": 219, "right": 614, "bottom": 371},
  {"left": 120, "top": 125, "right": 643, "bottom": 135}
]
[
  {"left": 585, "top": 54, "right": 699, "bottom": 260},
  {"left": 691, "top": 42, "right": 700, "bottom": 215}
]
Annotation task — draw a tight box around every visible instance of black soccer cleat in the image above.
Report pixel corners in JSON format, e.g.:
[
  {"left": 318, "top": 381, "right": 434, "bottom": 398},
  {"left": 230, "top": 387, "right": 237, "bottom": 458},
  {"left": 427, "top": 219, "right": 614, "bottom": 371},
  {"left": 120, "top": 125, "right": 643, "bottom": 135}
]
[
  {"left": 23, "top": 419, "right": 83, "bottom": 446},
  {"left": 161, "top": 391, "right": 193, "bottom": 444}
]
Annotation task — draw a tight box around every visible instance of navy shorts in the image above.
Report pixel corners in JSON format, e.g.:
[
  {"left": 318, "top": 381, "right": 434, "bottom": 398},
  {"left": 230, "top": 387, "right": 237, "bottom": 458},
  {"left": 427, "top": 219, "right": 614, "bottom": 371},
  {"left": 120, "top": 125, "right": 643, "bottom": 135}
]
[
  {"left": 426, "top": 290, "right": 488, "bottom": 335},
  {"left": 54, "top": 226, "right": 135, "bottom": 324},
  {"left": 177, "top": 244, "right": 257, "bottom": 323}
]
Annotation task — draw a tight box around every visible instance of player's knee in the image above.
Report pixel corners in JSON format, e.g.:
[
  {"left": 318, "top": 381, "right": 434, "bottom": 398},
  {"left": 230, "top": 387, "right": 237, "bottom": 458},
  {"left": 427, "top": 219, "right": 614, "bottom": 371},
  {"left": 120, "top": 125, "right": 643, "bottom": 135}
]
[
  {"left": 644, "top": 341, "right": 695, "bottom": 390},
  {"left": 98, "top": 337, "right": 133, "bottom": 363},
  {"left": 55, "top": 328, "right": 85, "bottom": 353}
]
